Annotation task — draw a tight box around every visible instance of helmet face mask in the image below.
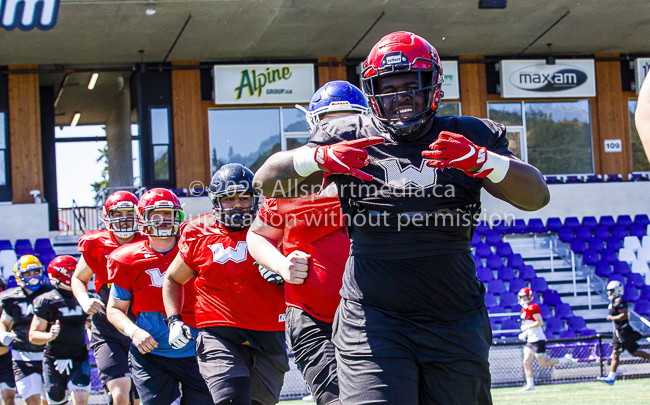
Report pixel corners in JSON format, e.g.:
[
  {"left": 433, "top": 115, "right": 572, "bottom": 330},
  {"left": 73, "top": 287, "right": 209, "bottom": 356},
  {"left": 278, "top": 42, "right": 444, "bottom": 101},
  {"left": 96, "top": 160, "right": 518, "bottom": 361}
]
[
  {"left": 14, "top": 255, "right": 46, "bottom": 292},
  {"left": 137, "top": 189, "right": 185, "bottom": 238},
  {"left": 208, "top": 163, "right": 260, "bottom": 230}
]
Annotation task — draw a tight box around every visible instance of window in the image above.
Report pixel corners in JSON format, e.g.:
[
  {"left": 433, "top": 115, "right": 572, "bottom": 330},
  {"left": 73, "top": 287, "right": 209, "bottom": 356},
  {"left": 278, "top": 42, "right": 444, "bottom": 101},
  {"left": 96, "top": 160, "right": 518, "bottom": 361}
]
[
  {"left": 208, "top": 107, "right": 309, "bottom": 174},
  {"left": 628, "top": 100, "right": 650, "bottom": 172},
  {"left": 438, "top": 102, "right": 461, "bottom": 117},
  {"left": 0, "top": 112, "right": 6, "bottom": 186},
  {"left": 488, "top": 100, "right": 593, "bottom": 175},
  {"left": 150, "top": 108, "right": 172, "bottom": 181}
]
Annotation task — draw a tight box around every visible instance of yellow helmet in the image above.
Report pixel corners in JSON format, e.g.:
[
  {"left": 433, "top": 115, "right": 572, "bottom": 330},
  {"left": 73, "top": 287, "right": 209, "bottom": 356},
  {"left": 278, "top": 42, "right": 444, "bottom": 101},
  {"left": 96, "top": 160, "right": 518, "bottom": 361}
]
[{"left": 13, "top": 255, "right": 46, "bottom": 291}]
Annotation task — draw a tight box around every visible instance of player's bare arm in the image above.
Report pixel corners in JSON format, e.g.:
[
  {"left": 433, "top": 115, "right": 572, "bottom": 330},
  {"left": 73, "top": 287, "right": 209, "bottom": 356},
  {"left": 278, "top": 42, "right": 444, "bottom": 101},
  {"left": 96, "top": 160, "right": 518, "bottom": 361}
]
[
  {"left": 28, "top": 316, "right": 59, "bottom": 345},
  {"left": 106, "top": 295, "right": 157, "bottom": 354},
  {"left": 71, "top": 255, "right": 104, "bottom": 315},
  {"left": 636, "top": 76, "right": 650, "bottom": 162},
  {"left": 162, "top": 254, "right": 196, "bottom": 317},
  {"left": 247, "top": 218, "right": 310, "bottom": 284},
  {"left": 482, "top": 159, "right": 550, "bottom": 211},
  {"left": 607, "top": 306, "right": 628, "bottom": 322},
  {"left": 254, "top": 148, "right": 324, "bottom": 198},
  {"left": 521, "top": 313, "right": 544, "bottom": 331}
]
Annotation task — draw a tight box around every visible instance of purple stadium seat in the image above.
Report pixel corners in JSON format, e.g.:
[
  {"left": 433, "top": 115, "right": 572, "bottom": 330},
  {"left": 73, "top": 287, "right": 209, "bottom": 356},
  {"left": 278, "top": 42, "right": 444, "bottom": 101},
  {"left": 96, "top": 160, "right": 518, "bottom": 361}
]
[
  {"left": 623, "top": 284, "right": 640, "bottom": 302},
  {"left": 606, "top": 237, "right": 623, "bottom": 251},
  {"left": 630, "top": 225, "right": 646, "bottom": 239},
  {"left": 588, "top": 239, "right": 605, "bottom": 252},
  {"left": 573, "top": 343, "right": 592, "bottom": 359},
  {"left": 510, "top": 303, "right": 523, "bottom": 313},
  {"left": 507, "top": 253, "right": 524, "bottom": 269},
  {"left": 485, "top": 293, "right": 498, "bottom": 308},
  {"left": 630, "top": 173, "right": 650, "bottom": 182},
  {"left": 613, "top": 261, "right": 631, "bottom": 275},
  {"left": 555, "top": 303, "right": 574, "bottom": 319},
  {"left": 594, "top": 262, "right": 612, "bottom": 277},
  {"left": 500, "top": 319, "right": 520, "bottom": 336},
  {"left": 500, "top": 292, "right": 519, "bottom": 308},
  {"left": 580, "top": 328, "right": 597, "bottom": 338},
  {"left": 531, "top": 277, "right": 548, "bottom": 293},
  {"left": 595, "top": 226, "right": 611, "bottom": 240},
  {"left": 595, "top": 342, "right": 613, "bottom": 358},
  {"left": 488, "top": 306, "right": 507, "bottom": 323},
  {"left": 641, "top": 285, "right": 650, "bottom": 300},
  {"left": 544, "top": 176, "right": 563, "bottom": 184},
  {"left": 608, "top": 274, "right": 626, "bottom": 286},
  {"left": 511, "top": 219, "right": 528, "bottom": 234},
  {"left": 582, "top": 250, "right": 599, "bottom": 266},
  {"left": 565, "top": 217, "right": 581, "bottom": 229},
  {"left": 585, "top": 174, "right": 603, "bottom": 183},
  {"left": 617, "top": 215, "right": 633, "bottom": 228},
  {"left": 485, "top": 231, "right": 502, "bottom": 246},
  {"left": 547, "top": 344, "right": 568, "bottom": 358},
  {"left": 545, "top": 317, "right": 565, "bottom": 335},
  {"left": 0, "top": 240, "right": 11, "bottom": 251},
  {"left": 605, "top": 174, "right": 623, "bottom": 182},
  {"left": 600, "top": 216, "right": 616, "bottom": 228},
  {"left": 634, "top": 214, "right": 650, "bottom": 228},
  {"left": 601, "top": 250, "right": 619, "bottom": 264},
  {"left": 633, "top": 299, "right": 650, "bottom": 316},
  {"left": 38, "top": 250, "right": 57, "bottom": 267},
  {"left": 611, "top": 226, "right": 628, "bottom": 240},
  {"left": 528, "top": 218, "right": 546, "bottom": 233},
  {"left": 559, "top": 330, "right": 576, "bottom": 339},
  {"left": 538, "top": 303, "right": 552, "bottom": 319},
  {"left": 492, "top": 220, "right": 509, "bottom": 233},
  {"left": 475, "top": 221, "right": 490, "bottom": 235},
  {"left": 568, "top": 316, "right": 587, "bottom": 332},
  {"left": 14, "top": 239, "right": 34, "bottom": 256},
  {"left": 547, "top": 217, "right": 563, "bottom": 232},
  {"left": 582, "top": 216, "right": 598, "bottom": 229},
  {"left": 576, "top": 226, "right": 593, "bottom": 240},
  {"left": 559, "top": 227, "right": 575, "bottom": 243},
  {"left": 565, "top": 175, "right": 582, "bottom": 184},
  {"left": 496, "top": 242, "right": 513, "bottom": 257},
  {"left": 509, "top": 278, "right": 526, "bottom": 293},
  {"left": 471, "top": 232, "right": 482, "bottom": 247},
  {"left": 497, "top": 265, "right": 516, "bottom": 281},
  {"left": 542, "top": 290, "right": 562, "bottom": 307},
  {"left": 34, "top": 238, "right": 52, "bottom": 253},
  {"left": 475, "top": 243, "right": 492, "bottom": 258},
  {"left": 570, "top": 239, "right": 587, "bottom": 254},
  {"left": 628, "top": 273, "right": 645, "bottom": 288},
  {"left": 489, "top": 318, "right": 498, "bottom": 330},
  {"left": 519, "top": 265, "right": 536, "bottom": 281},
  {"left": 486, "top": 254, "right": 503, "bottom": 270},
  {"left": 477, "top": 266, "right": 494, "bottom": 283},
  {"left": 488, "top": 279, "right": 507, "bottom": 295}
]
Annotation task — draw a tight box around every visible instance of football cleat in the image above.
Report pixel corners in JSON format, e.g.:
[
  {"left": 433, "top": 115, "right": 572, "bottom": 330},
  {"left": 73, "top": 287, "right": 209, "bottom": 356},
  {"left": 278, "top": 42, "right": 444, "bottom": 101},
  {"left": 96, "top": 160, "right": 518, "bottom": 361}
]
[{"left": 597, "top": 376, "right": 615, "bottom": 385}]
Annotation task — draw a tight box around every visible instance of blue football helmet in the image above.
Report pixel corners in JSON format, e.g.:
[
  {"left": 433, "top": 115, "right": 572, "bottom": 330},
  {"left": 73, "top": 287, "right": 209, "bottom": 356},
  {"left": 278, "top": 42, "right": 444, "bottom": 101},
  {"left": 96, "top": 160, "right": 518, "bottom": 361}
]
[
  {"left": 13, "top": 255, "right": 47, "bottom": 292},
  {"left": 208, "top": 163, "right": 260, "bottom": 230},
  {"left": 297, "top": 80, "right": 371, "bottom": 131}
]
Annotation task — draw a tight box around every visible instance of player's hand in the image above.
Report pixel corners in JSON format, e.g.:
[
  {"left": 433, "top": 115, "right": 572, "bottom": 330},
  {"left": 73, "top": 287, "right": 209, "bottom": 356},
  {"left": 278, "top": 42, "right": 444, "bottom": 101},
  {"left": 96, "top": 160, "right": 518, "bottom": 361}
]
[
  {"left": 278, "top": 251, "right": 310, "bottom": 285},
  {"left": 166, "top": 315, "right": 194, "bottom": 350},
  {"left": 315, "top": 137, "right": 385, "bottom": 181},
  {"left": 422, "top": 132, "right": 488, "bottom": 174},
  {"left": 0, "top": 331, "right": 16, "bottom": 346},
  {"left": 132, "top": 329, "right": 158, "bottom": 354},
  {"left": 518, "top": 332, "right": 527, "bottom": 341},
  {"left": 520, "top": 325, "right": 528, "bottom": 332},
  {"left": 255, "top": 262, "right": 285, "bottom": 286},
  {"left": 79, "top": 296, "right": 105, "bottom": 316},
  {"left": 54, "top": 359, "right": 73, "bottom": 375},
  {"left": 50, "top": 320, "right": 61, "bottom": 340}
]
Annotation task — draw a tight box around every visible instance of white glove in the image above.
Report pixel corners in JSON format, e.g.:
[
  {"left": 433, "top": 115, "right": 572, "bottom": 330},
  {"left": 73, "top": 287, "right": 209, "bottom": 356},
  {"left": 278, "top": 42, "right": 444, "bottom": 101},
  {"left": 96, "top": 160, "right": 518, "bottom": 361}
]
[
  {"left": 0, "top": 331, "right": 16, "bottom": 346},
  {"left": 518, "top": 332, "right": 527, "bottom": 341},
  {"left": 54, "top": 359, "right": 73, "bottom": 375},
  {"left": 255, "top": 262, "right": 285, "bottom": 286},
  {"left": 166, "top": 315, "right": 193, "bottom": 350}
]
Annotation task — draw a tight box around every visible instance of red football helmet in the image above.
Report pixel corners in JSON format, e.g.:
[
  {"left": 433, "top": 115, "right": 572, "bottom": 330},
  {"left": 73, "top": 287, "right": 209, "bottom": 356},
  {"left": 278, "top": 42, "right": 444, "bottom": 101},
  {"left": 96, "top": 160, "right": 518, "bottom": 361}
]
[
  {"left": 47, "top": 255, "right": 77, "bottom": 289},
  {"left": 518, "top": 287, "right": 534, "bottom": 306},
  {"left": 137, "top": 188, "right": 185, "bottom": 237},
  {"left": 103, "top": 191, "right": 139, "bottom": 238},
  {"left": 361, "top": 31, "right": 444, "bottom": 136}
]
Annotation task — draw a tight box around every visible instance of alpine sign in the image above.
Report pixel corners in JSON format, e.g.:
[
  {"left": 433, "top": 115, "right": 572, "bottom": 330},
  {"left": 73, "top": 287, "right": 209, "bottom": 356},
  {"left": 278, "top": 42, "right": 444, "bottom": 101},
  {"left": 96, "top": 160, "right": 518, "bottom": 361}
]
[
  {"left": 1, "top": 0, "right": 60, "bottom": 31},
  {"left": 500, "top": 60, "right": 596, "bottom": 98}
]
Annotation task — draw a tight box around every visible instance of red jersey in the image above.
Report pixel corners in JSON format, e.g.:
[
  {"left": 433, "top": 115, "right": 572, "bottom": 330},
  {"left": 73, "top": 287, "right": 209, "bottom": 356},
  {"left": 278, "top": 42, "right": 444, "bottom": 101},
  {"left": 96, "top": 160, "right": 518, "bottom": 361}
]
[
  {"left": 520, "top": 303, "right": 541, "bottom": 322},
  {"left": 78, "top": 229, "right": 145, "bottom": 293},
  {"left": 257, "top": 192, "right": 349, "bottom": 322},
  {"left": 178, "top": 214, "right": 286, "bottom": 331},
  {"left": 107, "top": 239, "right": 197, "bottom": 328}
]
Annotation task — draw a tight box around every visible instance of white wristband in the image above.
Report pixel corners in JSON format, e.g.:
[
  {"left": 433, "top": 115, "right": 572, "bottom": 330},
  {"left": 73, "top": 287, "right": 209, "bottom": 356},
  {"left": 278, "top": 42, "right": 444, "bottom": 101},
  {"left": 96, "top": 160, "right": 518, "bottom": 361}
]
[
  {"left": 292, "top": 147, "right": 320, "bottom": 177},
  {"left": 476, "top": 151, "right": 510, "bottom": 183},
  {"left": 123, "top": 323, "right": 140, "bottom": 339}
]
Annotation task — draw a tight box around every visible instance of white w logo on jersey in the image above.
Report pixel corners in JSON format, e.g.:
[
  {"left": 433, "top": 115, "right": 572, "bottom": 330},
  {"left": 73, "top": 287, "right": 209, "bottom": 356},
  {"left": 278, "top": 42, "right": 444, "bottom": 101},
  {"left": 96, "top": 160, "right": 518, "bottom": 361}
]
[
  {"left": 17, "top": 303, "right": 33, "bottom": 316},
  {"left": 145, "top": 268, "right": 165, "bottom": 288},
  {"left": 208, "top": 242, "right": 248, "bottom": 264},
  {"left": 376, "top": 158, "right": 438, "bottom": 189},
  {"left": 59, "top": 306, "right": 83, "bottom": 317}
]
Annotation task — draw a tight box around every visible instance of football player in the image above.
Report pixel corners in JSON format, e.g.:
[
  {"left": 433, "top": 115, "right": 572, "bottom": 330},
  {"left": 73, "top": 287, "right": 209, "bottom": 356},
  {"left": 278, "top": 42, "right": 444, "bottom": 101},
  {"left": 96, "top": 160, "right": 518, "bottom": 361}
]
[
  {"left": 597, "top": 280, "right": 650, "bottom": 385},
  {"left": 0, "top": 255, "right": 56, "bottom": 405},
  {"left": 247, "top": 81, "right": 368, "bottom": 405},
  {"left": 162, "top": 164, "right": 289, "bottom": 405},
  {"left": 106, "top": 188, "right": 211, "bottom": 405},
  {"left": 253, "top": 31, "right": 550, "bottom": 404},
  {"left": 516, "top": 288, "right": 577, "bottom": 392},
  {"left": 29, "top": 255, "right": 90, "bottom": 405},
  {"left": 0, "top": 276, "right": 16, "bottom": 405},
  {"left": 71, "top": 190, "right": 143, "bottom": 405}
]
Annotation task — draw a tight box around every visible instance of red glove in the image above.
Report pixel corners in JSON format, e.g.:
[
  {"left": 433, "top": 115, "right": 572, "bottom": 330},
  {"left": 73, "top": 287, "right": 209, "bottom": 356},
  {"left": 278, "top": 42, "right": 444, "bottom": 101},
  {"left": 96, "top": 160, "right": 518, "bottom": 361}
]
[
  {"left": 422, "top": 131, "right": 488, "bottom": 176},
  {"left": 314, "top": 137, "right": 385, "bottom": 181}
]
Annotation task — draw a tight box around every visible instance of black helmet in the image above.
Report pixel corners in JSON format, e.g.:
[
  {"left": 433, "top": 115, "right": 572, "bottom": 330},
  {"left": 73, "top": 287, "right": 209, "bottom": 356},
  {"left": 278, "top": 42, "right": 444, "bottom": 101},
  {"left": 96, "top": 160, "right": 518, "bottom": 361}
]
[{"left": 208, "top": 163, "right": 260, "bottom": 230}]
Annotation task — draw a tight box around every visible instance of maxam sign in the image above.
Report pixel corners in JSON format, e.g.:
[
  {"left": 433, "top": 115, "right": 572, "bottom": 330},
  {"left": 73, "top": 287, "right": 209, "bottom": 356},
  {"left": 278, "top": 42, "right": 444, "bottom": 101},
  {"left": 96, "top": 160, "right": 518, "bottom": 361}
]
[{"left": 500, "top": 60, "right": 596, "bottom": 98}]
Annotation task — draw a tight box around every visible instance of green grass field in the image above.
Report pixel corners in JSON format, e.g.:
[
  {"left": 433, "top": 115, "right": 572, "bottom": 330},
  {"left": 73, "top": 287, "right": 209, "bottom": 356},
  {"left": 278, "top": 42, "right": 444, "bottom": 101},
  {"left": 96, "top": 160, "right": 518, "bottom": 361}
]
[{"left": 278, "top": 379, "right": 650, "bottom": 405}]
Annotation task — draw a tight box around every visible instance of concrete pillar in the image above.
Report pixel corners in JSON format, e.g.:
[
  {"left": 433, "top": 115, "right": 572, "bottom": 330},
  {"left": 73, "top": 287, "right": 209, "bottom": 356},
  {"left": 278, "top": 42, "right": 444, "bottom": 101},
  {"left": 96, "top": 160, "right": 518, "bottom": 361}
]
[{"left": 106, "top": 76, "right": 133, "bottom": 188}]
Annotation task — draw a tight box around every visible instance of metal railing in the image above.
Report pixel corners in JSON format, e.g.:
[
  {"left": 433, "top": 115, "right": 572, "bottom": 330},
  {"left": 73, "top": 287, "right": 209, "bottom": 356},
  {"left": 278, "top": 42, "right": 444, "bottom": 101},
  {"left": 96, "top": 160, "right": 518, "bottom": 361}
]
[{"left": 58, "top": 201, "right": 103, "bottom": 235}]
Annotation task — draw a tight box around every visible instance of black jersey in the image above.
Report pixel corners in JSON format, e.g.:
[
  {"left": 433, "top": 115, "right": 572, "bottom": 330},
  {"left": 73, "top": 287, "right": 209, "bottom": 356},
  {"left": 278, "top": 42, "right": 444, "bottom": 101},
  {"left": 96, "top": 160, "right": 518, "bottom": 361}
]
[
  {"left": 308, "top": 114, "right": 513, "bottom": 320},
  {"left": 33, "top": 288, "right": 88, "bottom": 361},
  {"left": 609, "top": 297, "right": 631, "bottom": 331},
  {"left": 0, "top": 284, "right": 55, "bottom": 353}
]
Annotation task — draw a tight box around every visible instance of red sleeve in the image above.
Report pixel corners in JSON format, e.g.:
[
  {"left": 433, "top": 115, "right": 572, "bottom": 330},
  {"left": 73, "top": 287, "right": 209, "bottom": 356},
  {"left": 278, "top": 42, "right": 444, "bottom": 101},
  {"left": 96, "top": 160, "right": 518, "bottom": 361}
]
[
  {"left": 528, "top": 304, "right": 541, "bottom": 317},
  {"left": 107, "top": 254, "right": 132, "bottom": 291},
  {"left": 257, "top": 198, "right": 285, "bottom": 229},
  {"left": 178, "top": 231, "right": 199, "bottom": 271},
  {"left": 78, "top": 235, "right": 91, "bottom": 254}
]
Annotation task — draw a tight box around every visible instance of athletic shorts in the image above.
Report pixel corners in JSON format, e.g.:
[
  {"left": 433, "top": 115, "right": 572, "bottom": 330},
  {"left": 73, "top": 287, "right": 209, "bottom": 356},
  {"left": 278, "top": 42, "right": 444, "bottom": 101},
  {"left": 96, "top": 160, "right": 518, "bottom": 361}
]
[
  {"left": 286, "top": 307, "right": 338, "bottom": 405},
  {"left": 195, "top": 329, "right": 289, "bottom": 405},
  {"left": 90, "top": 312, "right": 133, "bottom": 386},
  {"left": 129, "top": 346, "right": 211, "bottom": 405},
  {"left": 332, "top": 299, "right": 493, "bottom": 405},
  {"left": 0, "top": 351, "right": 15, "bottom": 388},
  {"left": 12, "top": 359, "right": 42, "bottom": 383},
  {"left": 613, "top": 328, "right": 641, "bottom": 353},
  {"left": 43, "top": 357, "right": 91, "bottom": 399},
  {"left": 524, "top": 341, "right": 547, "bottom": 357}
]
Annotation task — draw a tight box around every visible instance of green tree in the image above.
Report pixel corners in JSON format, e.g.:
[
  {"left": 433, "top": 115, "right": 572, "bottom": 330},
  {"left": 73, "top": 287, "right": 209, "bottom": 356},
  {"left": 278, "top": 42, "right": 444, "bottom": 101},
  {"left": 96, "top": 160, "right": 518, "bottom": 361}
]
[{"left": 91, "top": 145, "right": 109, "bottom": 204}]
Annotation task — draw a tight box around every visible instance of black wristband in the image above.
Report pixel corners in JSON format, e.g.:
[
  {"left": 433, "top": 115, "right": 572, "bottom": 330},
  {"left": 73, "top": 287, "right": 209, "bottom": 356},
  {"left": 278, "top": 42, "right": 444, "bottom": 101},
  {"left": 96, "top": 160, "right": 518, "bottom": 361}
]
[{"left": 165, "top": 314, "right": 183, "bottom": 327}]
